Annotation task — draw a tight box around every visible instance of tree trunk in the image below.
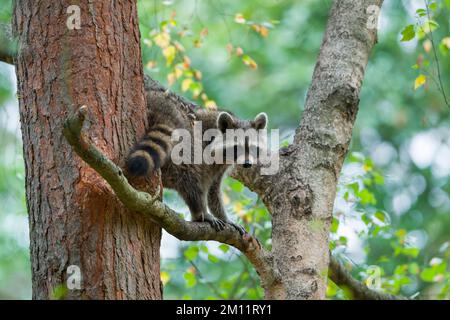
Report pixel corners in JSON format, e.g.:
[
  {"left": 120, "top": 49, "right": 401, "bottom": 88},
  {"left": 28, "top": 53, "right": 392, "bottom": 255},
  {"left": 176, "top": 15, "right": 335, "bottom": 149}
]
[
  {"left": 245, "top": 0, "right": 384, "bottom": 299},
  {"left": 13, "top": 0, "right": 161, "bottom": 299}
]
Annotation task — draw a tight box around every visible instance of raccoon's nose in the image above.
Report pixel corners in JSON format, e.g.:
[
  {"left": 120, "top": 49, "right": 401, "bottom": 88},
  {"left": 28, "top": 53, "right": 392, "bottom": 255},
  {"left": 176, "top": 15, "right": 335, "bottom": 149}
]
[{"left": 243, "top": 161, "right": 252, "bottom": 168}]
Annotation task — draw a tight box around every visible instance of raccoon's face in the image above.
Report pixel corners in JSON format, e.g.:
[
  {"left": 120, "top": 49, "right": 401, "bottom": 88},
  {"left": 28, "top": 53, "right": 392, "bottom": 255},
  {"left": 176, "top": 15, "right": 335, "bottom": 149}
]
[{"left": 216, "top": 111, "right": 268, "bottom": 168}]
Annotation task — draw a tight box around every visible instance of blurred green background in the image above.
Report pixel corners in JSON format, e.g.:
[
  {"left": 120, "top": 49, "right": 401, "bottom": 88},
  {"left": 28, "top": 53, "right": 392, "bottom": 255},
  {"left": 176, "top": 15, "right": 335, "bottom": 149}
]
[{"left": 0, "top": 0, "right": 449, "bottom": 299}]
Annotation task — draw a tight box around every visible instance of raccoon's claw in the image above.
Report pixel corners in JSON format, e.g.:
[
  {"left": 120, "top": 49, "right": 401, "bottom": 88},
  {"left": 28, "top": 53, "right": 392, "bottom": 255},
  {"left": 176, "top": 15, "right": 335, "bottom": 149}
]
[
  {"left": 211, "top": 219, "right": 227, "bottom": 232},
  {"left": 202, "top": 215, "right": 226, "bottom": 231},
  {"left": 226, "top": 221, "right": 247, "bottom": 235},
  {"left": 198, "top": 215, "right": 246, "bottom": 234}
]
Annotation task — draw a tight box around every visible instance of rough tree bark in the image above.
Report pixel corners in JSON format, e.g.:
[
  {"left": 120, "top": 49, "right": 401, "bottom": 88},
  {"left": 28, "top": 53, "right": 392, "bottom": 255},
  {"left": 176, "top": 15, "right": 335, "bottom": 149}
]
[{"left": 12, "top": 1, "right": 161, "bottom": 299}]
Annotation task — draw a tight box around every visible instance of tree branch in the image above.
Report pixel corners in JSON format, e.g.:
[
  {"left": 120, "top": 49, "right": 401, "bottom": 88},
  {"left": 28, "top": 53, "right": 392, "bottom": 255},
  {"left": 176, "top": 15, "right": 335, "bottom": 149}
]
[
  {"left": 63, "top": 105, "right": 280, "bottom": 292},
  {"left": 329, "top": 255, "right": 406, "bottom": 300},
  {"left": 0, "top": 23, "right": 15, "bottom": 65}
]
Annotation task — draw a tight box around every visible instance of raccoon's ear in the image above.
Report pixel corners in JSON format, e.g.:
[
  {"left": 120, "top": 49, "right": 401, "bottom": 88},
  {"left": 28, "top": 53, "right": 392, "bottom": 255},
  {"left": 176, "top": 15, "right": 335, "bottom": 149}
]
[
  {"left": 254, "top": 112, "right": 268, "bottom": 130},
  {"left": 217, "top": 112, "right": 235, "bottom": 133}
]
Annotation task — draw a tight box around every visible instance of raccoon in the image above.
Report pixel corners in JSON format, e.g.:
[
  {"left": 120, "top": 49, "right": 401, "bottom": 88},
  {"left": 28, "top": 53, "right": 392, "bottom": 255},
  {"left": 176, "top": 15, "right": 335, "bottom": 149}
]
[{"left": 126, "top": 89, "right": 268, "bottom": 233}]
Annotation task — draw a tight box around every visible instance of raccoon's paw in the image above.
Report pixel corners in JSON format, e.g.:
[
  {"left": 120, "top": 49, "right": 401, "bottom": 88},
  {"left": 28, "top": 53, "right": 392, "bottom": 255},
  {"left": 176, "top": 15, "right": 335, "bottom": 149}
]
[{"left": 198, "top": 215, "right": 226, "bottom": 232}]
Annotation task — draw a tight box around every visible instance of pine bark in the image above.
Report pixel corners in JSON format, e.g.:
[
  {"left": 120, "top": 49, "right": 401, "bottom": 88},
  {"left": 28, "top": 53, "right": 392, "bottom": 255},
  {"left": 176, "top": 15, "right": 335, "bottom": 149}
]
[{"left": 13, "top": 0, "right": 161, "bottom": 299}]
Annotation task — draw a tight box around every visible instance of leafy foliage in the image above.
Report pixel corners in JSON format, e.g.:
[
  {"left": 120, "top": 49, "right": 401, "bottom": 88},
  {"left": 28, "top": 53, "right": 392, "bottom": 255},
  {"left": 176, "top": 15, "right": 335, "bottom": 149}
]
[
  {"left": 401, "top": 1, "right": 450, "bottom": 107},
  {"left": 330, "top": 153, "right": 450, "bottom": 299}
]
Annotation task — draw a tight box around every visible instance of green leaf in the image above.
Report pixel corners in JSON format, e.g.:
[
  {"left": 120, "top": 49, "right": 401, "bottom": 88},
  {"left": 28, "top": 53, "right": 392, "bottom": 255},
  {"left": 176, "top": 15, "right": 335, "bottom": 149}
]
[
  {"left": 344, "top": 191, "right": 350, "bottom": 201},
  {"left": 363, "top": 178, "right": 372, "bottom": 186},
  {"left": 51, "top": 284, "right": 68, "bottom": 300},
  {"left": 394, "top": 264, "right": 408, "bottom": 275},
  {"left": 402, "top": 247, "right": 420, "bottom": 258},
  {"left": 208, "top": 254, "right": 220, "bottom": 263},
  {"left": 184, "top": 246, "right": 199, "bottom": 260},
  {"left": 396, "top": 229, "right": 407, "bottom": 239},
  {"left": 329, "top": 240, "right": 336, "bottom": 251},
  {"left": 401, "top": 25, "right": 415, "bottom": 41},
  {"left": 359, "top": 189, "right": 376, "bottom": 205},
  {"left": 374, "top": 211, "right": 386, "bottom": 222},
  {"left": 348, "top": 152, "right": 365, "bottom": 163},
  {"left": 372, "top": 225, "right": 382, "bottom": 236},
  {"left": 420, "top": 268, "right": 436, "bottom": 282},
  {"left": 190, "top": 81, "right": 203, "bottom": 96},
  {"left": 409, "top": 263, "right": 420, "bottom": 275},
  {"left": 230, "top": 180, "right": 244, "bottom": 192},
  {"left": 434, "top": 261, "right": 447, "bottom": 274},
  {"left": 440, "top": 42, "right": 449, "bottom": 55},
  {"left": 416, "top": 8, "right": 427, "bottom": 17},
  {"left": 418, "top": 20, "right": 439, "bottom": 38},
  {"left": 348, "top": 182, "right": 360, "bottom": 194},
  {"left": 330, "top": 217, "right": 339, "bottom": 233},
  {"left": 338, "top": 236, "right": 348, "bottom": 245},
  {"left": 343, "top": 191, "right": 350, "bottom": 201},
  {"left": 373, "top": 172, "right": 385, "bottom": 185},
  {"left": 219, "top": 244, "right": 230, "bottom": 253},
  {"left": 361, "top": 213, "right": 371, "bottom": 226},
  {"left": 183, "top": 272, "right": 197, "bottom": 287},
  {"left": 363, "top": 158, "right": 374, "bottom": 171}
]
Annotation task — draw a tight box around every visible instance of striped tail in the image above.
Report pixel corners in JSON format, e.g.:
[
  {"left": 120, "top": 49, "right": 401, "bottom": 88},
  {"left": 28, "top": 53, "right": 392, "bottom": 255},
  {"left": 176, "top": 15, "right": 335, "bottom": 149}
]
[{"left": 126, "top": 124, "right": 173, "bottom": 176}]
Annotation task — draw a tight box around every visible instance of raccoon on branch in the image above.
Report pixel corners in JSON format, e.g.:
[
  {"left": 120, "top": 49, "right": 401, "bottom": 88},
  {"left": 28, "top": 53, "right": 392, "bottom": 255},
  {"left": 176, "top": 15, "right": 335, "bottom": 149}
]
[{"left": 126, "top": 83, "right": 268, "bottom": 233}]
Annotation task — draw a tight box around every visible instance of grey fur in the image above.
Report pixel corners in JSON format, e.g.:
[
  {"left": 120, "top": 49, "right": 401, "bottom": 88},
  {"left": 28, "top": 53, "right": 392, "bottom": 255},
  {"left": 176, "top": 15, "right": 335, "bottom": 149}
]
[{"left": 127, "top": 84, "right": 268, "bottom": 233}]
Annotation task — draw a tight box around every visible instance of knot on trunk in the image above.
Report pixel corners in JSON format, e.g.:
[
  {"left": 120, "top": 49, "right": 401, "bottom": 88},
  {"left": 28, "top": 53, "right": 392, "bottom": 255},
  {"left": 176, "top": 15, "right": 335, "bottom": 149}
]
[{"left": 289, "top": 183, "right": 313, "bottom": 219}]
